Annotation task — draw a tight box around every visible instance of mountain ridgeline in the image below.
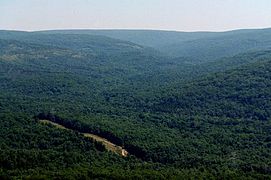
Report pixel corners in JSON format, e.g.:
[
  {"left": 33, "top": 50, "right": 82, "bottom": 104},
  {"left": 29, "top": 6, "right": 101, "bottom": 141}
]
[
  {"left": 38, "top": 28, "right": 271, "bottom": 62},
  {"left": 0, "top": 29, "right": 271, "bottom": 179}
]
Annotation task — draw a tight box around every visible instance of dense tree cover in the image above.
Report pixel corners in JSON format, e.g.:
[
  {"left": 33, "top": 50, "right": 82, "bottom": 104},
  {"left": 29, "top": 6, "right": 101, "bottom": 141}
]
[
  {"left": 1, "top": 111, "right": 194, "bottom": 179},
  {"left": 0, "top": 31, "right": 271, "bottom": 179},
  {"left": 154, "top": 60, "right": 271, "bottom": 119}
]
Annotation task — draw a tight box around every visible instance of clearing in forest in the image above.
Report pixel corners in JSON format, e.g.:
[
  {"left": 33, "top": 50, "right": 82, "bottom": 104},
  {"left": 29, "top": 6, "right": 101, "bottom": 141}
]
[{"left": 39, "top": 120, "right": 128, "bottom": 157}]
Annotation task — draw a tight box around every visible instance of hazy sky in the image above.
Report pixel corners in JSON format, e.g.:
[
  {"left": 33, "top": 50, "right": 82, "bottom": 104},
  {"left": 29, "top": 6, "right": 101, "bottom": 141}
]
[{"left": 1, "top": 0, "right": 271, "bottom": 32}]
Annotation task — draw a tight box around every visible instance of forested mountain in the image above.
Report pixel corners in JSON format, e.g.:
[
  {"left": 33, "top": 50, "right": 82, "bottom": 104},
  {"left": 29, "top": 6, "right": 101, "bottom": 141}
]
[
  {"left": 154, "top": 59, "right": 271, "bottom": 124},
  {"left": 0, "top": 29, "right": 271, "bottom": 179},
  {"left": 160, "top": 28, "right": 271, "bottom": 62},
  {"left": 3, "top": 28, "right": 271, "bottom": 63},
  {"left": 37, "top": 29, "right": 219, "bottom": 48},
  {"left": 39, "top": 28, "right": 271, "bottom": 62},
  {"left": 0, "top": 31, "right": 155, "bottom": 56}
]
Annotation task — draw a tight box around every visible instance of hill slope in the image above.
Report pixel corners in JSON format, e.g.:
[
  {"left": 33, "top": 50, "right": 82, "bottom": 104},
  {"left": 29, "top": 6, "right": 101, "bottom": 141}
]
[
  {"left": 154, "top": 59, "right": 271, "bottom": 120},
  {"left": 38, "top": 28, "right": 271, "bottom": 63},
  {"left": 1, "top": 32, "right": 271, "bottom": 178}
]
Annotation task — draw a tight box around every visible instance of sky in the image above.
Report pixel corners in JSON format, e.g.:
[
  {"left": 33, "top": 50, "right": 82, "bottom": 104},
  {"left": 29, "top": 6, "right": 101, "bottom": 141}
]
[{"left": 1, "top": 0, "right": 271, "bottom": 32}]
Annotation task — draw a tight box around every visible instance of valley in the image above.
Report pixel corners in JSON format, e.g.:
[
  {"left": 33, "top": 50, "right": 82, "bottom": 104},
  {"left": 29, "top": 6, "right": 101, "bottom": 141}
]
[{"left": 0, "top": 28, "right": 271, "bottom": 179}]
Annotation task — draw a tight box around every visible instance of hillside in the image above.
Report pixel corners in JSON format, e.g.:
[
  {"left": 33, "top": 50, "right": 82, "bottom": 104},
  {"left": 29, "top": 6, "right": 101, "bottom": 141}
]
[
  {"left": 160, "top": 28, "right": 271, "bottom": 62},
  {"left": 0, "top": 38, "right": 187, "bottom": 179},
  {"left": 0, "top": 31, "right": 151, "bottom": 56},
  {"left": 153, "top": 59, "right": 271, "bottom": 119},
  {"left": 0, "top": 31, "right": 271, "bottom": 179},
  {"left": 39, "top": 28, "right": 271, "bottom": 63},
  {"left": 37, "top": 29, "right": 219, "bottom": 48}
]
